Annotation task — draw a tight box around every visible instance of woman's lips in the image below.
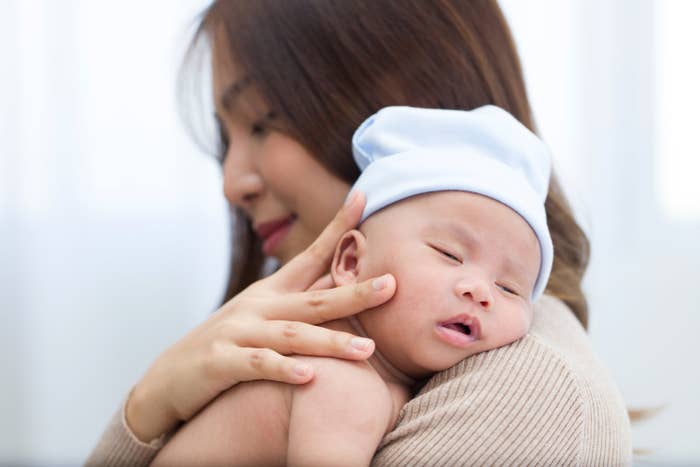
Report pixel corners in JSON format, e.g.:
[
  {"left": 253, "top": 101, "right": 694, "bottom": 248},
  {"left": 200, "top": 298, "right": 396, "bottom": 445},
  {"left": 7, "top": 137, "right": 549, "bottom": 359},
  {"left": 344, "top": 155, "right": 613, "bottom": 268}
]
[
  {"left": 434, "top": 315, "right": 481, "bottom": 349},
  {"left": 256, "top": 215, "right": 296, "bottom": 256}
]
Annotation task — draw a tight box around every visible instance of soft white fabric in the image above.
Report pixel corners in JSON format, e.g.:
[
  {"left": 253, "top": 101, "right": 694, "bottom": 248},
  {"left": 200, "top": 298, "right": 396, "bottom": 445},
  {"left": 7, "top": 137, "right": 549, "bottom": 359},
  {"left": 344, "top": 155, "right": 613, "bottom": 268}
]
[{"left": 350, "top": 106, "right": 553, "bottom": 300}]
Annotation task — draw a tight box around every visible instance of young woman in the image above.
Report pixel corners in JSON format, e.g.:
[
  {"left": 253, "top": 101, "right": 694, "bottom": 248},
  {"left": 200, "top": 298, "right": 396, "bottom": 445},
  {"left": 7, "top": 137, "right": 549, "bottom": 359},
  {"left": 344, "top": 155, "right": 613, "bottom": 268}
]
[{"left": 87, "top": 1, "right": 632, "bottom": 465}]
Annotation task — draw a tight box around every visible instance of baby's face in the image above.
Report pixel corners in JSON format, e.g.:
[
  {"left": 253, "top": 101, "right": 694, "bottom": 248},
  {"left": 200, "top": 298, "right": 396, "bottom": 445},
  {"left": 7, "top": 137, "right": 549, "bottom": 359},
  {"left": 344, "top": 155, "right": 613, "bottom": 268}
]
[{"left": 352, "top": 191, "right": 540, "bottom": 379}]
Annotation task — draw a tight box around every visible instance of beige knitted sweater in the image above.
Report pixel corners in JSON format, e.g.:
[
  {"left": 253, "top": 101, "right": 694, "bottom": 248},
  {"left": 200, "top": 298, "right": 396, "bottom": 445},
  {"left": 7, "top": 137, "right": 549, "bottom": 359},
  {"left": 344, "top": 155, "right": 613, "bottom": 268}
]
[{"left": 86, "top": 295, "right": 632, "bottom": 466}]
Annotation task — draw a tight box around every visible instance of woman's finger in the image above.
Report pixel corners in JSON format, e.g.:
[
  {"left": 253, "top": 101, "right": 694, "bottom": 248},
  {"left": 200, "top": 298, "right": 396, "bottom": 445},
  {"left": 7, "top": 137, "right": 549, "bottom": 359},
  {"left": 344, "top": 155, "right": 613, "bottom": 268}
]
[
  {"left": 272, "top": 191, "right": 365, "bottom": 291},
  {"left": 236, "top": 320, "right": 375, "bottom": 360},
  {"left": 222, "top": 347, "right": 316, "bottom": 385},
  {"left": 307, "top": 273, "right": 333, "bottom": 291},
  {"left": 263, "top": 273, "right": 396, "bottom": 323}
]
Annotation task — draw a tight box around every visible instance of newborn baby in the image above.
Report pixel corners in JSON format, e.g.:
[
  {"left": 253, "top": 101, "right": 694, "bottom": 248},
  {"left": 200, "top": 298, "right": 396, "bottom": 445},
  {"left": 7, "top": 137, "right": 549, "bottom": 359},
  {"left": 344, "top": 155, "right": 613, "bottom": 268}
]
[{"left": 152, "top": 105, "right": 554, "bottom": 467}]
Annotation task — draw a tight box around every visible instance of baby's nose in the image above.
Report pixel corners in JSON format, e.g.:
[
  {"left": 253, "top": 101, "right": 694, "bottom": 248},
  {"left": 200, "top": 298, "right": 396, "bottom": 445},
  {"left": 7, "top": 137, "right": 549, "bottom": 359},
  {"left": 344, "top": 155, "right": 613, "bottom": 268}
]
[{"left": 455, "top": 278, "right": 493, "bottom": 309}]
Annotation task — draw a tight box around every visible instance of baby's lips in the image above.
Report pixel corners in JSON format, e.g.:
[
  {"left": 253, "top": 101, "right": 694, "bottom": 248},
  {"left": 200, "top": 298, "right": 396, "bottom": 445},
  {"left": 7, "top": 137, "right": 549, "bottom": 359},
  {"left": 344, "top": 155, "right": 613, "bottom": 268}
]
[{"left": 439, "top": 314, "right": 482, "bottom": 339}]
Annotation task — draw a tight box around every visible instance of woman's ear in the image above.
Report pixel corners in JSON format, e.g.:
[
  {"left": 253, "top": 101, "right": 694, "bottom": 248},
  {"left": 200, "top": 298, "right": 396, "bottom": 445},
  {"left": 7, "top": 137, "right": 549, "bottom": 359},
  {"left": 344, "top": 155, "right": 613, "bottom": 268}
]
[{"left": 331, "top": 230, "right": 367, "bottom": 286}]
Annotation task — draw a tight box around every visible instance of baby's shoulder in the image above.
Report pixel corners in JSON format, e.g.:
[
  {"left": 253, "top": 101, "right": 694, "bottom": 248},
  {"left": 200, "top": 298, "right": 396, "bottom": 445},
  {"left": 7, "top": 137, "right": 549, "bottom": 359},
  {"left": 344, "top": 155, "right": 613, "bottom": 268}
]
[
  {"left": 293, "top": 355, "right": 393, "bottom": 402},
  {"left": 292, "top": 355, "right": 405, "bottom": 433}
]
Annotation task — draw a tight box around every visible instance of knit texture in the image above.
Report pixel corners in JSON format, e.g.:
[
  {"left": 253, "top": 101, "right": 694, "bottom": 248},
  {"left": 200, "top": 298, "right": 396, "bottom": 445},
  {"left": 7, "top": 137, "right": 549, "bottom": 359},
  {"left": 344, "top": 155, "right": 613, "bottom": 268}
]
[
  {"left": 373, "top": 295, "right": 631, "bottom": 466},
  {"left": 85, "top": 394, "right": 165, "bottom": 467},
  {"left": 85, "top": 295, "right": 631, "bottom": 466}
]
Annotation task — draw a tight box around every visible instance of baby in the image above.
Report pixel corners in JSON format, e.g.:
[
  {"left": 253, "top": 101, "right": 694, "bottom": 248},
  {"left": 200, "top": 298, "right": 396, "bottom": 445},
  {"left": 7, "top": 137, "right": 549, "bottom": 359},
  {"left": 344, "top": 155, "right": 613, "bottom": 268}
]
[{"left": 152, "top": 105, "right": 553, "bottom": 466}]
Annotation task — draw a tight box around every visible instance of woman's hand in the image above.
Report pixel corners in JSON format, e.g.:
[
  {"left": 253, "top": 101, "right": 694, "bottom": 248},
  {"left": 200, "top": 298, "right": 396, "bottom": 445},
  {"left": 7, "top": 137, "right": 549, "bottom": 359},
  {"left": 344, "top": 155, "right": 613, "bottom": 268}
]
[{"left": 125, "top": 192, "right": 396, "bottom": 443}]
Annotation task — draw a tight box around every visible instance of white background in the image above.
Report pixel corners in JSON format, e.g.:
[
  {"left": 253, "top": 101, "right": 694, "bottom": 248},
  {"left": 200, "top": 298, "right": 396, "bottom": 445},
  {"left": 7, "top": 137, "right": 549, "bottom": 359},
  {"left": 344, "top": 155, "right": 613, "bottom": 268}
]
[{"left": 1, "top": 0, "right": 698, "bottom": 464}]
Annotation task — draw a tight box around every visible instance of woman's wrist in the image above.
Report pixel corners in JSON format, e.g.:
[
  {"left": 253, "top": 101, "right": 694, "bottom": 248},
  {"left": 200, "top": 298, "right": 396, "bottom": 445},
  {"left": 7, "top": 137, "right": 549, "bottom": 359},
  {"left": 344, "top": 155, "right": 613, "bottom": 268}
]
[{"left": 125, "top": 382, "right": 178, "bottom": 444}]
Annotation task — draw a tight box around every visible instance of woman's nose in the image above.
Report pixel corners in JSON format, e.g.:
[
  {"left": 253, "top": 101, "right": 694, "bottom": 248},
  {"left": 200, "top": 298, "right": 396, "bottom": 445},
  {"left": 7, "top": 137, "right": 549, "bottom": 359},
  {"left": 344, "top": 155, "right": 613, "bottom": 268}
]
[
  {"left": 222, "top": 145, "right": 264, "bottom": 209},
  {"left": 454, "top": 277, "right": 493, "bottom": 309}
]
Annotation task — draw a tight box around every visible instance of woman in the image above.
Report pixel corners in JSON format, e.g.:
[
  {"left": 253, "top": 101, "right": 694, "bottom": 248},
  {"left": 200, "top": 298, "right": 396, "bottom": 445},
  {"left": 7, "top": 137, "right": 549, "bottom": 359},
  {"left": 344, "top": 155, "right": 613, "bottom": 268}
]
[{"left": 87, "top": 0, "right": 632, "bottom": 465}]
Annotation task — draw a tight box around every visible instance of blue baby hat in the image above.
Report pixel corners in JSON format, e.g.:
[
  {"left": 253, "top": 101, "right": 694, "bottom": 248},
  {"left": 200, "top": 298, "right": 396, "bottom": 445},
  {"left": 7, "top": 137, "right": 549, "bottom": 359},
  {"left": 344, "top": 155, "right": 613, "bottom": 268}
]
[{"left": 349, "top": 105, "right": 553, "bottom": 301}]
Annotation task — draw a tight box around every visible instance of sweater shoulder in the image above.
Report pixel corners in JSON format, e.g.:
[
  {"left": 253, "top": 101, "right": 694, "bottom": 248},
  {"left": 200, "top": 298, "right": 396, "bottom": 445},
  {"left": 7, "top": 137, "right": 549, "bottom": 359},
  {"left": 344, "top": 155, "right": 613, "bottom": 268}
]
[{"left": 373, "top": 295, "right": 632, "bottom": 466}]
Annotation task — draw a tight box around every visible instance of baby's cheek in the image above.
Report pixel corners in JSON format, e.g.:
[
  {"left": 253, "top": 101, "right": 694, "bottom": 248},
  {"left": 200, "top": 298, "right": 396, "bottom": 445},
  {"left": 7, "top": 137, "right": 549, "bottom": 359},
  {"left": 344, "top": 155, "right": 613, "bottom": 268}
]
[
  {"left": 361, "top": 247, "right": 407, "bottom": 284},
  {"left": 515, "top": 307, "right": 533, "bottom": 338},
  {"left": 391, "top": 268, "right": 433, "bottom": 304},
  {"left": 495, "top": 307, "right": 531, "bottom": 346},
  {"left": 356, "top": 253, "right": 393, "bottom": 284},
  {"left": 523, "top": 304, "right": 535, "bottom": 333}
]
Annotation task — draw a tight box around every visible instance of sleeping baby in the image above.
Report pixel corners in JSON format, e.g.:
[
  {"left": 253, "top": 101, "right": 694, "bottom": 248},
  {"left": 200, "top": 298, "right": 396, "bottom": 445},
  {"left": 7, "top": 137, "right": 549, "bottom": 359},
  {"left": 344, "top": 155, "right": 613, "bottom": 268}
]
[{"left": 152, "top": 105, "right": 554, "bottom": 466}]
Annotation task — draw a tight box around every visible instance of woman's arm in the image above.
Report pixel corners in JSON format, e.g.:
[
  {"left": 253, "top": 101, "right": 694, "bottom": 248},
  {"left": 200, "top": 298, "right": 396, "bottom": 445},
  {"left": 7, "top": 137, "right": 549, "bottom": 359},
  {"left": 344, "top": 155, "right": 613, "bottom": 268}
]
[
  {"left": 85, "top": 400, "right": 167, "bottom": 467},
  {"left": 85, "top": 193, "right": 397, "bottom": 466}
]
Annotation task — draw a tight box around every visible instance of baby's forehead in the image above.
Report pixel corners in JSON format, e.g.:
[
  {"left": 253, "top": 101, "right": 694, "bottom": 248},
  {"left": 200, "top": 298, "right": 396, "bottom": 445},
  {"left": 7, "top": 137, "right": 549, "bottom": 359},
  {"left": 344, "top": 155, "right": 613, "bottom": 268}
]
[
  {"left": 360, "top": 193, "right": 486, "bottom": 243},
  {"left": 365, "top": 190, "right": 510, "bottom": 224}
]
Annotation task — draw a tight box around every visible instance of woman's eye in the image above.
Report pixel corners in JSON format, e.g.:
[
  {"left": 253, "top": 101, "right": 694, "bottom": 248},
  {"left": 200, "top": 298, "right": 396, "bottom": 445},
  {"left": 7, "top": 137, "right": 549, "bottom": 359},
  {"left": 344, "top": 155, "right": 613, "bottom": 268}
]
[
  {"left": 213, "top": 114, "right": 230, "bottom": 162},
  {"left": 251, "top": 111, "right": 276, "bottom": 136},
  {"left": 220, "top": 130, "right": 230, "bottom": 149},
  {"left": 250, "top": 123, "right": 266, "bottom": 136}
]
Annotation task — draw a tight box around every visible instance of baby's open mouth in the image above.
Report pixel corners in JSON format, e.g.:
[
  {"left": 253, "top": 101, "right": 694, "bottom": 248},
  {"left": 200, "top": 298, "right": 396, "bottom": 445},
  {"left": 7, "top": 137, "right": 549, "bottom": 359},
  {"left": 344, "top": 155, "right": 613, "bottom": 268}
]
[
  {"left": 435, "top": 315, "right": 482, "bottom": 348},
  {"left": 443, "top": 322, "right": 472, "bottom": 335}
]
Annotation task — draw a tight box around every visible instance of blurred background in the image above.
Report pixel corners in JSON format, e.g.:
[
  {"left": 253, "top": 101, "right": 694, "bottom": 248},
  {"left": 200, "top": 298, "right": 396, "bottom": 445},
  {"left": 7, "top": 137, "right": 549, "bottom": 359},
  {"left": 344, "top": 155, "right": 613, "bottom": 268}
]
[{"left": 1, "top": 0, "right": 698, "bottom": 464}]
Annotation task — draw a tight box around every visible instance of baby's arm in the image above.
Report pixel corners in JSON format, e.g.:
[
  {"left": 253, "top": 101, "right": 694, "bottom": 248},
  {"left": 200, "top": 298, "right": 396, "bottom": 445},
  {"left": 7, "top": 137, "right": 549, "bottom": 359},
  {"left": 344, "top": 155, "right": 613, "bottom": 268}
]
[
  {"left": 150, "top": 379, "right": 292, "bottom": 466},
  {"left": 151, "top": 357, "right": 396, "bottom": 467},
  {"left": 287, "top": 356, "right": 396, "bottom": 467}
]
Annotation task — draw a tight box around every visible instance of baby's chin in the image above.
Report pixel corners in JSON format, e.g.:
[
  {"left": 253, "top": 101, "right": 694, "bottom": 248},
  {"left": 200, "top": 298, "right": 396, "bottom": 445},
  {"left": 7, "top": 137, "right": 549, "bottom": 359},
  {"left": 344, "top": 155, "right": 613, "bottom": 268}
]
[
  {"left": 404, "top": 350, "right": 483, "bottom": 380},
  {"left": 415, "top": 333, "right": 531, "bottom": 377}
]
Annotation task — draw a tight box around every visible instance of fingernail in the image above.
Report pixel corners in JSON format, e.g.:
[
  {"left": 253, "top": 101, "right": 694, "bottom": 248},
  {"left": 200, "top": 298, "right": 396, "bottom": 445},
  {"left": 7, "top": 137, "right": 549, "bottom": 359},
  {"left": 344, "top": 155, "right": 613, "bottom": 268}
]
[
  {"left": 372, "top": 275, "right": 390, "bottom": 291},
  {"left": 351, "top": 337, "right": 372, "bottom": 351},
  {"left": 344, "top": 191, "right": 359, "bottom": 206},
  {"left": 294, "top": 363, "right": 310, "bottom": 376}
]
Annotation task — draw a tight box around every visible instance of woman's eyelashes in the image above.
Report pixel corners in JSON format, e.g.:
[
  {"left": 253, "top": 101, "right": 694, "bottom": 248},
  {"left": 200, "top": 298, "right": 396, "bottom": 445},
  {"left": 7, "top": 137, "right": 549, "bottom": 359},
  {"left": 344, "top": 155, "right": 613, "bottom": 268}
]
[
  {"left": 250, "top": 122, "right": 266, "bottom": 136},
  {"left": 215, "top": 115, "right": 230, "bottom": 162},
  {"left": 251, "top": 111, "right": 276, "bottom": 136},
  {"left": 214, "top": 110, "right": 274, "bottom": 162}
]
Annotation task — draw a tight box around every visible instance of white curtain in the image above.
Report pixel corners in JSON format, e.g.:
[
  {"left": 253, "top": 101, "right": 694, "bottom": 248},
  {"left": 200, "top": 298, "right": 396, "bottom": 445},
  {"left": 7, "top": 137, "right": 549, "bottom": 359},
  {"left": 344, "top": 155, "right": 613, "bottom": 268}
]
[
  {"left": 1, "top": 0, "right": 698, "bottom": 464},
  {"left": 0, "top": 0, "right": 229, "bottom": 462},
  {"left": 503, "top": 1, "right": 700, "bottom": 463}
]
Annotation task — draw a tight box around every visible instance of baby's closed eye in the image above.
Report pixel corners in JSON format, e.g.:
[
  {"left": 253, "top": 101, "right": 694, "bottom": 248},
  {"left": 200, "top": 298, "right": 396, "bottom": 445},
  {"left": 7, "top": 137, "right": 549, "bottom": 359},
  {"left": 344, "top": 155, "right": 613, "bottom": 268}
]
[{"left": 429, "top": 244, "right": 462, "bottom": 263}]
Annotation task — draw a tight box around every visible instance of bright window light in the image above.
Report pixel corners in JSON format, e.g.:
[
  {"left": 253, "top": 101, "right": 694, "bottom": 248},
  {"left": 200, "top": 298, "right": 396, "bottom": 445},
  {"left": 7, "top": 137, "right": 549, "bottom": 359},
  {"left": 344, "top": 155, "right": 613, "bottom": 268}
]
[{"left": 654, "top": 0, "right": 700, "bottom": 221}]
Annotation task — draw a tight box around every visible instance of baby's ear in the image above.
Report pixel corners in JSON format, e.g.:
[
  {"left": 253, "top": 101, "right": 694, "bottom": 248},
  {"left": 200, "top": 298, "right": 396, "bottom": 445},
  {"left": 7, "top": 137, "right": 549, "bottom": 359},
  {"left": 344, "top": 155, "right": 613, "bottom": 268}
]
[{"left": 331, "top": 230, "right": 367, "bottom": 286}]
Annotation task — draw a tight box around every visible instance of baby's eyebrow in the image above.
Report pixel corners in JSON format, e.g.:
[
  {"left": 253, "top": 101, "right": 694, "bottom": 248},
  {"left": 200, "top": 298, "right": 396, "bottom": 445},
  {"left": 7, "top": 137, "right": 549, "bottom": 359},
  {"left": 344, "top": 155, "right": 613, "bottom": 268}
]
[
  {"left": 219, "top": 75, "right": 252, "bottom": 111},
  {"left": 502, "top": 256, "right": 531, "bottom": 283},
  {"left": 443, "top": 221, "right": 479, "bottom": 250}
]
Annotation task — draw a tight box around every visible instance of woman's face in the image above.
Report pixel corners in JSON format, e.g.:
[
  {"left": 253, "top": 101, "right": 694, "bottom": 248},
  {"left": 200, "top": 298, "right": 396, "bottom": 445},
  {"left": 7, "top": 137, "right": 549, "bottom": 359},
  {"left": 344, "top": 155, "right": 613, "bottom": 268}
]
[{"left": 212, "top": 47, "right": 351, "bottom": 264}]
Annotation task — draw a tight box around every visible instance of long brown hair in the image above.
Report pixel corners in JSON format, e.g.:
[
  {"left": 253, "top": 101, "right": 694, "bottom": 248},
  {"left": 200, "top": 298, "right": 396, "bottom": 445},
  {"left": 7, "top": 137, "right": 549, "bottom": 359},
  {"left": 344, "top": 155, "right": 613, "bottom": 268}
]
[{"left": 184, "top": 0, "right": 590, "bottom": 328}]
